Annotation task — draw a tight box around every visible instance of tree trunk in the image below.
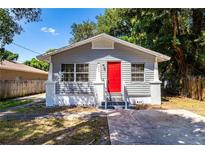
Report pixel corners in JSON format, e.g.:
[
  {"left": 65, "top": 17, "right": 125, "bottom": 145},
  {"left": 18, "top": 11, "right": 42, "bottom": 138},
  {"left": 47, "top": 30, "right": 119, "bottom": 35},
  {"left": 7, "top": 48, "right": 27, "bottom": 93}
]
[{"left": 171, "top": 9, "right": 189, "bottom": 96}]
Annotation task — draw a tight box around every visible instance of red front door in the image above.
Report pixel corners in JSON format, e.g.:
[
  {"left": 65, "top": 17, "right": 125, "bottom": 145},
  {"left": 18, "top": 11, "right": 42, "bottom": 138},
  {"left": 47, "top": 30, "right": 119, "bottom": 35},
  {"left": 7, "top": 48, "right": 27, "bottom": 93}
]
[{"left": 107, "top": 62, "right": 121, "bottom": 92}]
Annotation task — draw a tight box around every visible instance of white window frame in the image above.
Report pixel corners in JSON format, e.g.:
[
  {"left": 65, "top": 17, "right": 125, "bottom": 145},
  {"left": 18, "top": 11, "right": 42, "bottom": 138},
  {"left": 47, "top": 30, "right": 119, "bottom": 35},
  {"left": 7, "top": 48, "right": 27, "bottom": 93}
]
[
  {"left": 131, "top": 63, "right": 145, "bottom": 82},
  {"left": 60, "top": 63, "right": 89, "bottom": 83}
]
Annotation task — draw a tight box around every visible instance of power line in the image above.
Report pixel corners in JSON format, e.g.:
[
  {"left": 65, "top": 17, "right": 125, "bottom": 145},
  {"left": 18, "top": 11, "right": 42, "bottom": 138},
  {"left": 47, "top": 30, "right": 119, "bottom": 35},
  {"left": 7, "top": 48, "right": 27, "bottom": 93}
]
[{"left": 12, "top": 42, "right": 41, "bottom": 55}]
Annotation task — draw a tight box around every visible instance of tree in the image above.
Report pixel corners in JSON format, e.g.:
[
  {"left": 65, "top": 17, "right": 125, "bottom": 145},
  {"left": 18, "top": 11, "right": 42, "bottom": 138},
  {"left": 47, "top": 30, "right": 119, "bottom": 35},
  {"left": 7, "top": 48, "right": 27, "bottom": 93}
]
[
  {"left": 0, "top": 8, "right": 41, "bottom": 47},
  {"left": 0, "top": 49, "right": 18, "bottom": 62},
  {"left": 96, "top": 8, "right": 205, "bottom": 95},
  {"left": 24, "top": 58, "right": 49, "bottom": 71},
  {"left": 69, "top": 20, "right": 98, "bottom": 43},
  {"left": 24, "top": 49, "right": 56, "bottom": 71}
]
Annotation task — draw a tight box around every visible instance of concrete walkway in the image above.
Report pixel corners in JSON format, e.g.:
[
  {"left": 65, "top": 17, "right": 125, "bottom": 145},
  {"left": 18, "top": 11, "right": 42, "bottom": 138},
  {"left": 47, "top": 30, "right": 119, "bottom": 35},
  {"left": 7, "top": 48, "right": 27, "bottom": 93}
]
[
  {"left": 12, "top": 93, "right": 45, "bottom": 101},
  {"left": 107, "top": 109, "right": 205, "bottom": 145}
]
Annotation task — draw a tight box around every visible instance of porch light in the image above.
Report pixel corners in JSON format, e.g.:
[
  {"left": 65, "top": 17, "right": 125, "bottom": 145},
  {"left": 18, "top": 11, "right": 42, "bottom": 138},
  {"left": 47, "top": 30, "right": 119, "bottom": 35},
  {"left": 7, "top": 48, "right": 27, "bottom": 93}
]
[{"left": 102, "top": 64, "right": 106, "bottom": 71}]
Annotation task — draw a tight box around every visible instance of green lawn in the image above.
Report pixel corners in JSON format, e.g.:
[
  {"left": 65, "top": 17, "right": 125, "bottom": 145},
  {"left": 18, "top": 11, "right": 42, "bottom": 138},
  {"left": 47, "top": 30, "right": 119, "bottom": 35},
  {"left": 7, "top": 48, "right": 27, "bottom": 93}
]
[{"left": 0, "top": 99, "right": 32, "bottom": 110}]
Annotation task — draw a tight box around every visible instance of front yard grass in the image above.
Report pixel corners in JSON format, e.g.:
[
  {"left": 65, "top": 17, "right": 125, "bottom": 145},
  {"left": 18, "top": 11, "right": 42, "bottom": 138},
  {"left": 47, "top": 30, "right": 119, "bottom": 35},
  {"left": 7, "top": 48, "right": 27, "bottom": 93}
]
[
  {"left": 15, "top": 103, "right": 98, "bottom": 115},
  {"left": 0, "top": 104, "right": 110, "bottom": 145},
  {"left": 0, "top": 99, "right": 32, "bottom": 110},
  {"left": 0, "top": 114, "right": 110, "bottom": 145},
  {"left": 161, "top": 97, "right": 205, "bottom": 116},
  {"left": 136, "top": 96, "right": 205, "bottom": 117}
]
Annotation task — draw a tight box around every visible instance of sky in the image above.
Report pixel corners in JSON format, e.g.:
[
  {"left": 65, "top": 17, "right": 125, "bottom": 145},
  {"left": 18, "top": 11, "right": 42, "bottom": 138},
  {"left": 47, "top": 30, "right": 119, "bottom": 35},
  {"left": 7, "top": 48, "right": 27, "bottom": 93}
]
[{"left": 5, "top": 8, "right": 105, "bottom": 62}]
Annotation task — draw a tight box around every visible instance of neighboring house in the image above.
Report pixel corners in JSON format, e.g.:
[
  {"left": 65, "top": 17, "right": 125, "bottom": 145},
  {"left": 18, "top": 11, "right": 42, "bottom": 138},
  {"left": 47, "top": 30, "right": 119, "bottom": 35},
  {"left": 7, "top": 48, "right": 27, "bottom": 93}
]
[
  {"left": 37, "top": 33, "right": 170, "bottom": 108},
  {"left": 0, "top": 60, "right": 48, "bottom": 80}
]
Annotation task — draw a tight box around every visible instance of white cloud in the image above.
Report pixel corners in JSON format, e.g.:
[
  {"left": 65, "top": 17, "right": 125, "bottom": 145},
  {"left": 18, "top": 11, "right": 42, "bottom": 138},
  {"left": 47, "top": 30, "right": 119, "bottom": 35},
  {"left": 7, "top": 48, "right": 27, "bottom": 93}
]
[{"left": 41, "top": 27, "right": 59, "bottom": 35}]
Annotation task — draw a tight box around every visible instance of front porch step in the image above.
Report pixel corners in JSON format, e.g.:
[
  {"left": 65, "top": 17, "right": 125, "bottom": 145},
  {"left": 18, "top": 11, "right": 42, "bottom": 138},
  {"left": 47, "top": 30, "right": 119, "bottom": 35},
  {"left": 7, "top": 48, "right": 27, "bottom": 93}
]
[
  {"left": 99, "top": 101, "right": 135, "bottom": 109},
  {"left": 107, "top": 97, "right": 123, "bottom": 102},
  {"left": 100, "top": 101, "right": 125, "bottom": 109},
  {"left": 102, "top": 101, "right": 125, "bottom": 106},
  {"left": 107, "top": 92, "right": 123, "bottom": 102}
]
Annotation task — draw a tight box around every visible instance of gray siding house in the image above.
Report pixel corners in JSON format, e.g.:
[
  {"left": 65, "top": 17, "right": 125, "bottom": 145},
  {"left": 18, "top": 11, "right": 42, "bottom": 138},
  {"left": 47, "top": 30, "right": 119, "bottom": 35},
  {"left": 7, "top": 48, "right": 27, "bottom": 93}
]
[{"left": 37, "top": 33, "right": 170, "bottom": 108}]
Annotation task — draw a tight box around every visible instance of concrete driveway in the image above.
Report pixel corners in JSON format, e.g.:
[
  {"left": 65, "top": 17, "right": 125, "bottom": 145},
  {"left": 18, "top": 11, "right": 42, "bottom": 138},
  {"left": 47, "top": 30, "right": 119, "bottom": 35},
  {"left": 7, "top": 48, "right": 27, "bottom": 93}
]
[{"left": 107, "top": 109, "right": 205, "bottom": 145}]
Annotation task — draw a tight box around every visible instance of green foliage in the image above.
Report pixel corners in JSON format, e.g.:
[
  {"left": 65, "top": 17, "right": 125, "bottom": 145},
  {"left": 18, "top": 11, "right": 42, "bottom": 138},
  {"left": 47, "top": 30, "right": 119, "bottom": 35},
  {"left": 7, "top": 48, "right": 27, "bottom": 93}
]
[
  {"left": 24, "top": 49, "right": 56, "bottom": 71},
  {"left": 97, "top": 9, "right": 123, "bottom": 36},
  {"left": 70, "top": 9, "right": 205, "bottom": 89},
  {"left": 0, "top": 49, "right": 19, "bottom": 61},
  {"left": 97, "top": 9, "right": 205, "bottom": 94},
  {"left": 24, "top": 58, "right": 49, "bottom": 71},
  {"left": 0, "top": 8, "right": 41, "bottom": 47},
  {"left": 70, "top": 20, "right": 98, "bottom": 43}
]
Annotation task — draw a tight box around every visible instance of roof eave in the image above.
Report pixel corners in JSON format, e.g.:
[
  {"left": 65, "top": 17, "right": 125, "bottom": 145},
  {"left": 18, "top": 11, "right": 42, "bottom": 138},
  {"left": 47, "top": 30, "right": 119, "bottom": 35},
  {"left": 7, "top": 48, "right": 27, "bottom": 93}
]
[
  {"left": 36, "top": 33, "right": 171, "bottom": 62},
  {"left": 0, "top": 67, "right": 48, "bottom": 75},
  {"left": 36, "top": 54, "right": 49, "bottom": 62},
  {"left": 157, "top": 56, "right": 171, "bottom": 62}
]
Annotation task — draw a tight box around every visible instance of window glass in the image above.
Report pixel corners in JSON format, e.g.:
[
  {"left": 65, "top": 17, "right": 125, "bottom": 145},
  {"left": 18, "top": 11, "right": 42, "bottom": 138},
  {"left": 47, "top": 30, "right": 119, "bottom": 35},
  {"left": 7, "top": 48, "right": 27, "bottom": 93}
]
[
  {"left": 61, "top": 64, "right": 74, "bottom": 72},
  {"left": 76, "top": 64, "right": 88, "bottom": 72},
  {"left": 61, "top": 64, "right": 89, "bottom": 82},
  {"left": 61, "top": 64, "right": 74, "bottom": 81},
  {"left": 76, "top": 64, "right": 89, "bottom": 82},
  {"left": 131, "top": 64, "right": 144, "bottom": 81}
]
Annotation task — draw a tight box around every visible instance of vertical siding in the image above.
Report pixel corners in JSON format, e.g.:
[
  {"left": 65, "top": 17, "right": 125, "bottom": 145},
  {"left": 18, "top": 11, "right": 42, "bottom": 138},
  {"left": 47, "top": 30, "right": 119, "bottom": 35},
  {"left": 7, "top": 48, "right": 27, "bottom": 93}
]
[{"left": 52, "top": 43, "right": 155, "bottom": 96}]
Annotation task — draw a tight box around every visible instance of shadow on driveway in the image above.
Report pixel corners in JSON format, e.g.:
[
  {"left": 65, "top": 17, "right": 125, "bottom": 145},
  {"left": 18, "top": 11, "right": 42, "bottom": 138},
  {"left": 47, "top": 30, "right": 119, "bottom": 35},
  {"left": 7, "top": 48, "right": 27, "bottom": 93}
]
[{"left": 107, "top": 109, "right": 205, "bottom": 145}]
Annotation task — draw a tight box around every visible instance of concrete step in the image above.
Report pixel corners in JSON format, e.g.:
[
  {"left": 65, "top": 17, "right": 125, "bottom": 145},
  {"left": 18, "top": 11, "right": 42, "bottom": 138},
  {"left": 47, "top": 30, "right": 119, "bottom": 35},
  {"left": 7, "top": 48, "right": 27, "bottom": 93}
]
[
  {"left": 99, "top": 105, "right": 125, "bottom": 109},
  {"left": 108, "top": 97, "right": 123, "bottom": 102},
  {"left": 100, "top": 101, "right": 135, "bottom": 109},
  {"left": 107, "top": 92, "right": 123, "bottom": 102},
  {"left": 101, "top": 101, "right": 125, "bottom": 109},
  {"left": 109, "top": 92, "right": 122, "bottom": 96},
  {"left": 102, "top": 101, "right": 125, "bottom": 106}
]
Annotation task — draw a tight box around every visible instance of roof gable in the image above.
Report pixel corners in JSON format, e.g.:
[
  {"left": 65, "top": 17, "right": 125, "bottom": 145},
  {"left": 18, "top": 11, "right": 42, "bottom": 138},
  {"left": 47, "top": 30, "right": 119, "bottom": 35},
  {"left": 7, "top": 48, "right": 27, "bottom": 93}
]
[{"left": 37, "top": 33, "right": 170, "bottom": 62}]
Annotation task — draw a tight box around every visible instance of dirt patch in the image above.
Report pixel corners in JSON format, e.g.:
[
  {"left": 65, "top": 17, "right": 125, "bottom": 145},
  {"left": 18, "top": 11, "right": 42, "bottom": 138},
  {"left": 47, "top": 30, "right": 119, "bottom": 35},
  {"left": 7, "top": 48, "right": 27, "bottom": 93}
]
[
  {"left": 135, "top": 104, "right": 163, "bottom": 110},
  {"left": 134, "top": 97, "right": 205, "bottom": 117},
  {"left": 0, "top": 114, "right": 110, "bottom": 145},
  {"left": 15, "top": 103, "right": 98, "bottom": 115},
  {"left": 161, "top": 97, "right": 205, "bottom": 116}
]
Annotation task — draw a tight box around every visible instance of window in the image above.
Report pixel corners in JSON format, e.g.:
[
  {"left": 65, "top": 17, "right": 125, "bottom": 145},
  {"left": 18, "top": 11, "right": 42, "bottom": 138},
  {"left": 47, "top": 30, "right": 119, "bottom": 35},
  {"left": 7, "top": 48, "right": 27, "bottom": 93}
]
[
  {"left": 131, "top": 64, "right": 144, "bottom": 81},
  {"left": 61, "top": 64, "right": 89, "bottom": 82},
  {"left": 61, "top": 64, "right": 74, "bottom": 81},
  {"left": 76, "top": 64, "right": 89, "bottom": 82}
]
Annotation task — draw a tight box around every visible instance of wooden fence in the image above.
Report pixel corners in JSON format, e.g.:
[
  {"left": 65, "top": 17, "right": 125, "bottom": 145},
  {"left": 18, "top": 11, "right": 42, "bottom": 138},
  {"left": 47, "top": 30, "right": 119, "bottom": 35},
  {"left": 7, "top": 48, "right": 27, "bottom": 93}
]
[
  {"left": 0, "top": 80, "right": 46, "bottom": 100},
  {"left": 187, "top": 76, "right": 205, "bottom": 101}
]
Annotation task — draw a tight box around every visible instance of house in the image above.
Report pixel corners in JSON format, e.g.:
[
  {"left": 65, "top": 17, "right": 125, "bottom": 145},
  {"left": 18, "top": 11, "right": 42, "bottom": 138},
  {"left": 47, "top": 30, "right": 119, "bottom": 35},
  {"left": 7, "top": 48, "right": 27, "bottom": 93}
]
[
  {"left": 0, "top": 60, "right": 48, "bottom": 80},
  {"left": 37, "top": 33, "right": 170, "bottom": 108}
]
